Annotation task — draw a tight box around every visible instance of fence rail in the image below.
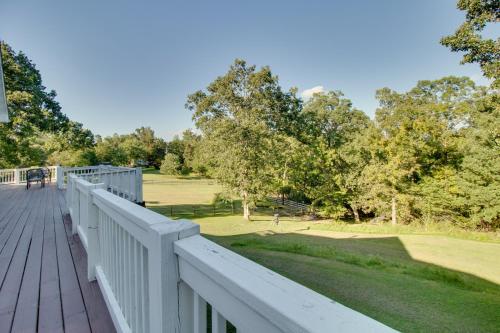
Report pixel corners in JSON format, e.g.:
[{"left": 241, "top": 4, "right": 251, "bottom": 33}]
[
  {"left": 269, "top": 196, "right": 311, "bottom": 211},
  {"left": 61, "top": 165, "right": 395, "bottom": 333}
]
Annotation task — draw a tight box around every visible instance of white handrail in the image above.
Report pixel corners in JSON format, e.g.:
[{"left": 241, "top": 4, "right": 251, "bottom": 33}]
[{"left": 61, "top": 165, "right": 143, "bottom": 203}]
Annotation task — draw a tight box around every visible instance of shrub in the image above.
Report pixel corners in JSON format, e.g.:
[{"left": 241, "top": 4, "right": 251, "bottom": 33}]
[{"left": 160, "top": 153, "right": 181, "bottom": 175}]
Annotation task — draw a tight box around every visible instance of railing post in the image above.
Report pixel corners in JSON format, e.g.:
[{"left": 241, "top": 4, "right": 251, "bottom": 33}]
[
  {"left": 148, "top": 220, "right": 199, "bottom": 333},
  {"left": 135, "top": 167, "right": 143, "bottom": 204},
  {"left": 66, "top": 175, "right": 73, "bottom": 211},
  {"left": 56, "top": 166, "right": 64, "bottom": 189},
  {"left": 87, "top": 182, "right": 106, "bottom": 281},
  {"left": 68, "top": 175, "right": 81, "bottom": 235},
  {"left": 14, "top": 168, "right": 20, "bottom": 185}
]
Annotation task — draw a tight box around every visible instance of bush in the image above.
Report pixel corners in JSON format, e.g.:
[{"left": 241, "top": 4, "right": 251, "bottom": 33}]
[
  {"left": 180, "top": 165, "right": 191, "bottom": 175},
  {"left": 211, "top": 192, "right": 232, "bottom": 205},
  {"left": 160, "top": 153, "right": 181, "bottom": 175}
]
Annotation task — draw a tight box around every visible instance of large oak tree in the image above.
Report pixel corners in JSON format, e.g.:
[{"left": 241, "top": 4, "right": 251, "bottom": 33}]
[{"left": 186, "top": 59, "right": 301, "bottom": 219}]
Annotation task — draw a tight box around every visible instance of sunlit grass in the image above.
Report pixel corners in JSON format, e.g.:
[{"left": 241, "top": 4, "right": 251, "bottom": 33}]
[{"left": 143, "top": 171, "right": 500, "bottom": 332}]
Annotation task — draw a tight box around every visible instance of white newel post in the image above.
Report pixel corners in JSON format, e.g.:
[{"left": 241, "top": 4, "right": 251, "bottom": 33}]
[
  {"left": 56, "top": 166, "right": 64, "bottom": 189},
  {"left": 71, "top": 177, "right": 80, "bottom": 235},
  {"left": 148, "top": 220, "right": 199, "bottom": 333},
  {"left": 135, "top": 167, "right": 143, "bottom": 204},
  {"left": 87, "top": 182, "right": 107, "bottom": 281},
  {"left": 66, "top": 176, "right": 73, "bottom": 212},
  {"left": 14, "top": 168, "right": 20, "bottom": 185}
]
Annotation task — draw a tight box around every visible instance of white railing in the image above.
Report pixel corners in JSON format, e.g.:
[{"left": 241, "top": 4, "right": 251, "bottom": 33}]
[
  {"left": 0, "top": 166, "right": 57, "bottom": 184},
  {"left": 0, "top": 168, "right": 15, "bottom": 184},
  {"left": 62, "top": 165, "right": 143, "bottom": 203},
  {"left": 0, "top": 164, "right": 143, "bottom": 204},
  {"left": 65, "top": 168, "right": 395, "bottom": 333}
]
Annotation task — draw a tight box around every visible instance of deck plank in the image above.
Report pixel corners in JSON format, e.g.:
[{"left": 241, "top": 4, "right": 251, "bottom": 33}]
[
  {"left": 57, "top": 190, "right": 116, "bottom": 333},
  {"left": 0, "top": 188, "right": 28, "bottom": 249},
  {"left": 38, "top": 188, "right": 65, "bottom": 333},
  {"left": 0, "top": 185, "right": 115, "bottom": 333},
  {"left": 10, "top": 186, "right": 47, "bottom": 333},
  {"left": 0, "top": 186, "right": 24, "bottom": 229},
  {"left": 54, "top": 188, "right": 92, "bottom": 333},
  {"left": 0, "top": 186, "right": 44, "bottom": 332},
  {"left": 0, "top": 189, "right": 34, "bottom": 286}
]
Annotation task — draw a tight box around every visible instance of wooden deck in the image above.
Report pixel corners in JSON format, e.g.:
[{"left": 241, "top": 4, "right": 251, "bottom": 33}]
[{"left": 0, "top": 184, "right": 115, "bottom": 333}]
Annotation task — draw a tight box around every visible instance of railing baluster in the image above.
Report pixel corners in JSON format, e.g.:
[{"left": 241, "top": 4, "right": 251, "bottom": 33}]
[
  {"left": 126, "top": 232, "right": 132, "bottom": 326},
  {"left": 118, "top": 225, "right": 124, "bottom": 308},
  {"left": 132, "top": 238, "right": 138, "bottom": 332},
  {"left": 212, "top": 307, "right": 227, "bottom": 333},
  {"left": 142, "top": 245, "right": 148, "bottom": 333},
  {"left": 137, "top": 241, "right": 144, "bottom": 333},
  {"left": 194, "top": 292, "right": 207, "bottom": 333}
]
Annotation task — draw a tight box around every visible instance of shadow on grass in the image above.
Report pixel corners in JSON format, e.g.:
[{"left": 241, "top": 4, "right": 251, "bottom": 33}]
[{"left": 203, "top": 231, "right": 500, "bottom": 332}]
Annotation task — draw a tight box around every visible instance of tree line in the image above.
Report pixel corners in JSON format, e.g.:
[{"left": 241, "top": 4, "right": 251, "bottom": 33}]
[
  {"left": 1, "top": 0, "right": 498, "bottom": 229},
  {"left": 182, "top": 1, "right": 499, "bottom": 228},
  {"left": 0, "top": 42, "right": 168, "bottom": 169}
]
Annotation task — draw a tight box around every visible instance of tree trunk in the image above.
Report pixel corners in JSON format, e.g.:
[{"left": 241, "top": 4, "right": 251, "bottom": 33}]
[
  {"left": 243, "top": 192, "right": 251, "bottom": 220},
  {"left": 353, "top": 208, "right": 360, "bottom": 223},
  {"left": 391, "top": 196, "right": 397, "bottom": 225}
]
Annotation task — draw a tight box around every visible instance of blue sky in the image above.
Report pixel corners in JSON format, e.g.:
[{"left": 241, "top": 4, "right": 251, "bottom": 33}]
[{"left": 0, "top": 0, "right": 495, "bottom": 139}]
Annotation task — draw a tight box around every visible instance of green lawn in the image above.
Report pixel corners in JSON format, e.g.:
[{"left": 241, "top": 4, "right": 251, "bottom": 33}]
[{"left": 143, "top": 169, "right": 500, "bottom": 332}]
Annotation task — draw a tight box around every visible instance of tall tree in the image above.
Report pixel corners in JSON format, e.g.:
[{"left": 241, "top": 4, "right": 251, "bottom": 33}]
[
  {"left": 95, "top": 134, "right": 129, "bottom": 166},
  {"left": 290, "top": 91, "right": 371, "bottom": 219},
  {"left": 0, "top": 42, "right": 93, "bottom": 167},
  {"left": 186, "top": 59, "right": 299, "bottom": 219},
  {"left": 134, "top": 127, "right": 166, "bottom": 168},
  {"left": 366, "top": 77, "right": 477, "bottom": 224},
  {"left": 441, "top": 0, "right": 499, "bottom": 87}
]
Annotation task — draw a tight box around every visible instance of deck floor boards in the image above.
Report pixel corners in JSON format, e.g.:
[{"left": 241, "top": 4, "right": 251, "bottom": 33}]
[{"left": 0, "top": 184, "right": 115, "bottom": 333}]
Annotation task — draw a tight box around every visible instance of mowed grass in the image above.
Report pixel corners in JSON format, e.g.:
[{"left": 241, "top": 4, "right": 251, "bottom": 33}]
[
  {"left": 143, "top": 170, "right": 500, "bottom": 332},
  {"left": 143, "top": 169, "right": 224, "bottom": 205}
]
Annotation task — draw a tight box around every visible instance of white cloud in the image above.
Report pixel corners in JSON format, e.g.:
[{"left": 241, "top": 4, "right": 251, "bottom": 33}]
[{"left": 301, "top": 85, "right": 325, "bottom": 100}]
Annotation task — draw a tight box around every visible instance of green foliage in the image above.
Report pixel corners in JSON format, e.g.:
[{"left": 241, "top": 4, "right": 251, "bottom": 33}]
[
  {"left": 361, "top": 77, "right": 500, "bottom": 228},
  {"left": 0, "top": 42, "right": 94, "bottom": 167},
  {"left": 160, "top": 153, "right": 181, "bottom": 175},
  {"left": 186, "top": 59, "right": 301, "bottom": 219},
  {"left": 95, "top": 134, "right": 129, "bottom": 166},
  {"left": 441, "top": 0, "right": 500, "bottom": 87},
  {"left": 211, "top": 192, "right": 233, "bottom": 205},
  {"left": 47, "top": 148, "right": 98, "bottom": 167},
  {"left": 93, "top": 127, "right": 165, "bottom": 167},
  {"left": 133, "top": 127, "right": 166, "bottom": 168},
  {"left": 294, "top": 91, "right": 371, "bottom": 219},
  {"left": 184, "top": 56, "right": 499, "bottom": 229}
]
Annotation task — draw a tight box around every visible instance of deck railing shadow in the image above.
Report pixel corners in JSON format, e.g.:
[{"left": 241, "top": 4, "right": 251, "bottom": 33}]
[{"left": 206, "top": 231, "right": 500, "bottom": 332}]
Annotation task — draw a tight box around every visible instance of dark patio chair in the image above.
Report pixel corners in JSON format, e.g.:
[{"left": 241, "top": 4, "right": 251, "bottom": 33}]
[{"left": 26, "top": 168, "right": 45, "bottom": 190}]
